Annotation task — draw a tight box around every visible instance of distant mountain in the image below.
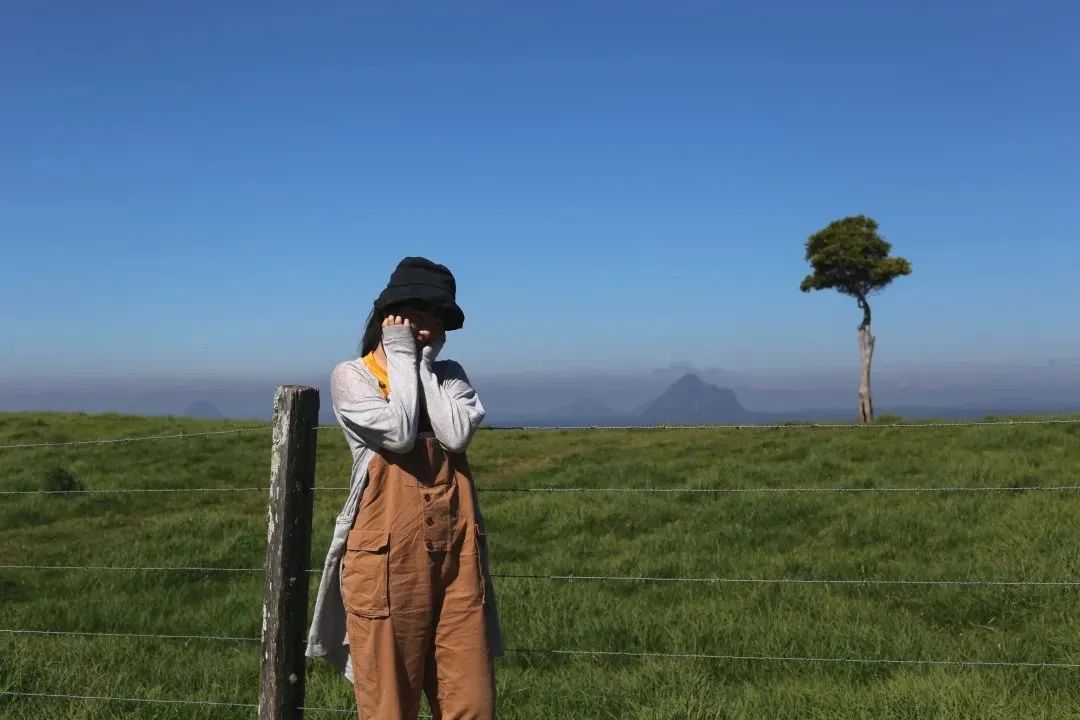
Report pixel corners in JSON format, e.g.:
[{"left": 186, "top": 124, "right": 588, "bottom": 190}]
[
  {"left": 638, "top": 373, "right": 758, "bottom": 424},
  {"left": 489, "top": 373, "right": 762, "bottom": 427}
]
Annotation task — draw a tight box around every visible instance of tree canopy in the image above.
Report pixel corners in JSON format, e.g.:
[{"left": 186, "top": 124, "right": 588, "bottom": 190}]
[{"left": 799, "top": 215, "right": 911, "bottom": 318}]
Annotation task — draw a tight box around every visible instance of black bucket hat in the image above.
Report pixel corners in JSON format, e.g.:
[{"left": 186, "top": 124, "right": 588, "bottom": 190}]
[
  {"left": 359, "top": 257, "right": 464, "bottom": 356},
  {"left": 373, "top": 257, "right": 465, "bottom": 331}
]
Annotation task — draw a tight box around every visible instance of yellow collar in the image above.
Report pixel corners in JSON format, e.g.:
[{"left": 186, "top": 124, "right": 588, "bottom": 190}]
[{"left": 362, "top": 353, "right": 390, "bottom": 399}]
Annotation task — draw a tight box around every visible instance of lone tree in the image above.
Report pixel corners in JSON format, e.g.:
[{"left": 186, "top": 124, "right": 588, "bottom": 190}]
[{"left": 800, "top": 215, "right": 911, "bottom": 423}]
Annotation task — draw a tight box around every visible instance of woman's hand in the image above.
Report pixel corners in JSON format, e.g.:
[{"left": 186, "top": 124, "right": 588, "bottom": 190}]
[
  {"left": 414, "top": 327, "right": 445, "bottom": 347},
  {"left": 382, "top": 315, "right": 411, "bottom": 330},
  {"left": 383, "top": 310, "right": 444, "bottom": 351}
]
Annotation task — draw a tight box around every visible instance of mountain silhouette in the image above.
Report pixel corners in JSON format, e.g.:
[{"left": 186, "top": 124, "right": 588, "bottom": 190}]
[{"left": 638, "top": 373, "right": 756, "bottom": 424}]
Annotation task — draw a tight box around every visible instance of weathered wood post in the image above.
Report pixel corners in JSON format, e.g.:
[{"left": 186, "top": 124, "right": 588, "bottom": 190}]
[{"left": 260, "top": 386, "right": 319, "bottom": 720}]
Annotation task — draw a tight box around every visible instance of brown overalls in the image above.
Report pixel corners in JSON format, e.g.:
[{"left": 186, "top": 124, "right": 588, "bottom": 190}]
[{"left": 341, "top": 437, "right": 496, "bottom": 720}]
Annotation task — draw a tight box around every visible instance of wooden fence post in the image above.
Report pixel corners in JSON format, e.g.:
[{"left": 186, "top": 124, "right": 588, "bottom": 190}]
[{"left": 260, "top": 385, "right": 319, "bottom": 720}]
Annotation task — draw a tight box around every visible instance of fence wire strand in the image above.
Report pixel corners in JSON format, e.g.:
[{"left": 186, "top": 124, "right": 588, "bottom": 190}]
[
  {"left": 480, "top": 485, "right": 1080, "bottom": 494},
  {"left": 505, "top": 647, "right": 1080, "bottom": 669},
  {"left": 0, "top": 690, "right": 257, "bottom": 709},
  {"left": 0, "top": 628, "right": 259, "bottom": 643},
  {"left": 2, "top": 632, "right": 1074, "bottom": 670},
  {"left": 0, "top": 486, "right": 267, "bottom": 495},
  {"left": 0, "top": 563, "right": 263, "bottom": 573},
  {"left": 3, "top": 563, "right": 1077, "bottom": 589},
  {"left": 0, "top": 426, "right": 270, "bottom": 450},
  {"left": 487, "top": 418, "right": 1080, "bottom": 431},
  {"left": 337, "top": 484, "right": 1080, "bottom": 494},
  {"left": 490, "top": 573, "right": 1080, "bottom": 588},
  {"left": 0, "top": 691, "right": 378, "bottom": 717},
  {"left": 5, "top": 483, "right": 1080, "bottom": 496}
]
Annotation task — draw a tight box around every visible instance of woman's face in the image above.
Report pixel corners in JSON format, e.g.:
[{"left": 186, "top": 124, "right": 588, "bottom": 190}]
[{"left": 389, "top": 304, "right": 445, "bottom": 346}]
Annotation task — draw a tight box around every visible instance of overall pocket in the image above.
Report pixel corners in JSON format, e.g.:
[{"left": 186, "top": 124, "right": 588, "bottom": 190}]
[{"left": 341, "top": 529, "right": 390, "bottom": 618}]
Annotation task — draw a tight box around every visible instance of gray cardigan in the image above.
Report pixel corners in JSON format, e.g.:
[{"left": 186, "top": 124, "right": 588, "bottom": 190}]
[{"left": 305, "top": 325, "right": 503, "bottom": 681}]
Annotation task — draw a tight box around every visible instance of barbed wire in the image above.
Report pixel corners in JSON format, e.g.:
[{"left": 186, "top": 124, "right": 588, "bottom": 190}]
[
  {"left": 490, "top": 573, "right": 1080, "bottom": 588},
  {"left": 3, "top": 630, "right": 1075, "bottom": 670},
  {"left": 0, "top": 426, "right": 270, "bottom": 450},
  {"left": 488, "top": 418, "right": 1080, "bottom": 431},
  {"left": 0, "top": 690, "right": 258, "bottom": 709},
  {"left": 3, "top": 563, "right": 1077, "bottom": 589},
  {"left": 0, "top": 691, "right": 415, "bottom": 717},
  {"left": 0, "top": 486, "right": 267, "bottom": 495},
  {"left": 2, "top": 416, "right": 1076, "bottom": 452},
  {"left": 5, "top": 483, "right": 1079, "bottom": 496},
  {"left": 0, "top": 625, "right": 1071, "bottom": 720},
  {"left": 504, "top": 647, "right": 1080, "bottom": 669},
  {"left": 0, "top": 628, "right": 259, "bottom": 642},
  {"left": 0, "top": 563, "right": 263, "bottom": 573},
  {"left": 473, "top": 484, "right": 1080, "bottom": 494}
]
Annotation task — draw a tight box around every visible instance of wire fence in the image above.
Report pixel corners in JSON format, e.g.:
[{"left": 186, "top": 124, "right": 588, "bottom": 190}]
[
  {"left": 6, "top": 629, "right": 1079, "bottom": 669},
  {"left": 0, "top": 628, "right": 260, "bottom": 643},
  {"left": 13, "top": 626, "right": 1080, "bottom": 718},
  {"left": 489, "top": 418, "right": 1080, "bottom": 431},
  {"left": 3, "top": 414, "right": 1080, "bottom": 716},
  {"left": 6, "top": 483, "right": 1080, "bottom": 496},
  {"left": 2, "top": 415, "right": 1078, "bottom": 450},
  {"left": 0, "top": 486, "right": 269, "bottom": 495},
  {"left": 3, "top": 562, "right": 1079, "bottom": 588},
  {"left": 0, "top": 426, "right": 271, "bottom": 450},
  {"left": 0, "top": 691, "right": 371, "bottom": 717}
]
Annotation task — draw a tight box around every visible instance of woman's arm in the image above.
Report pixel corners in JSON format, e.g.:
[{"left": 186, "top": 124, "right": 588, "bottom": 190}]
[
  {"left": 331, "top": 325, "right": 419, "bottom": 453},
  {"left": 419, "top": 345, "right": 486, "bottom": 453}
]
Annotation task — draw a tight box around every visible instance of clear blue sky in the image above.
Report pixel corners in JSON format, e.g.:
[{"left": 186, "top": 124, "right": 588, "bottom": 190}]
[{"left": 3, "top": 1, "right": 1078, "bottom": 381}]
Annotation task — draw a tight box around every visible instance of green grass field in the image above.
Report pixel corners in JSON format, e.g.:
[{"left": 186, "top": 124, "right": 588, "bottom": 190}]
[{"left": 2, "top": 411, "right": 1080, "bottom": 719}]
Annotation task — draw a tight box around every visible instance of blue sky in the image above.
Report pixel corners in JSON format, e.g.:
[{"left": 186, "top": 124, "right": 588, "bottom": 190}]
[{"left": 3, "top": 1, "right": 1078, "bottom": 381}]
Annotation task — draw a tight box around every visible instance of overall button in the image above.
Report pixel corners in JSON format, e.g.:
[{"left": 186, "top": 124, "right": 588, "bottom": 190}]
[
  {"left": 425, "top": 517, "right": 434, "bottom": 526},
  {"left": 423, "top": 494, "right": 431, "bottom": 503}
]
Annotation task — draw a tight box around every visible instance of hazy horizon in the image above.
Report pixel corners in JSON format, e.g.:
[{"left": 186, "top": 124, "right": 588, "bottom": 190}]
[{"left": 4, "top": 356, "right": 1079, "bottom": 425}]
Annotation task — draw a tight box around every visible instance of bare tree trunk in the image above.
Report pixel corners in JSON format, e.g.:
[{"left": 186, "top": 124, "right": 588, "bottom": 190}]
[
  {"left": 856, "top": 295, "right": 875, "bottom": 423},
  {"left": 857, "top": 324, "right": 875, "bottom": 423}
]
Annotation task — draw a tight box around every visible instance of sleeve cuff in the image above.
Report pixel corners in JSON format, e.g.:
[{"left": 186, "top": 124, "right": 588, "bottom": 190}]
[
  {"left": 381, "top": 325, "right": 417, "bottom": 356},
  {"left": 421, "top": 338, "right": 445, "bottom": 365}
]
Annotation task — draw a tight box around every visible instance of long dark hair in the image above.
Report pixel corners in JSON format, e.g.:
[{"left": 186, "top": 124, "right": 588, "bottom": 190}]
[{"left": 359, "top": 309, "right": 381, "bottom": 357}]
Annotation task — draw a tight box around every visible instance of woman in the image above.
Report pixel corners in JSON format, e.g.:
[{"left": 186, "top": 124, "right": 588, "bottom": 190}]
[{"left": 307, "top": 257, "right": 502, "bottom": 720}]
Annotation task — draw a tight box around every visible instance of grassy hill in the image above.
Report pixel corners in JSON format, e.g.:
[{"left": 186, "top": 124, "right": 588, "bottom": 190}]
[{"left": 2, "top": 410, "right": 1080, "bottom": 719}]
